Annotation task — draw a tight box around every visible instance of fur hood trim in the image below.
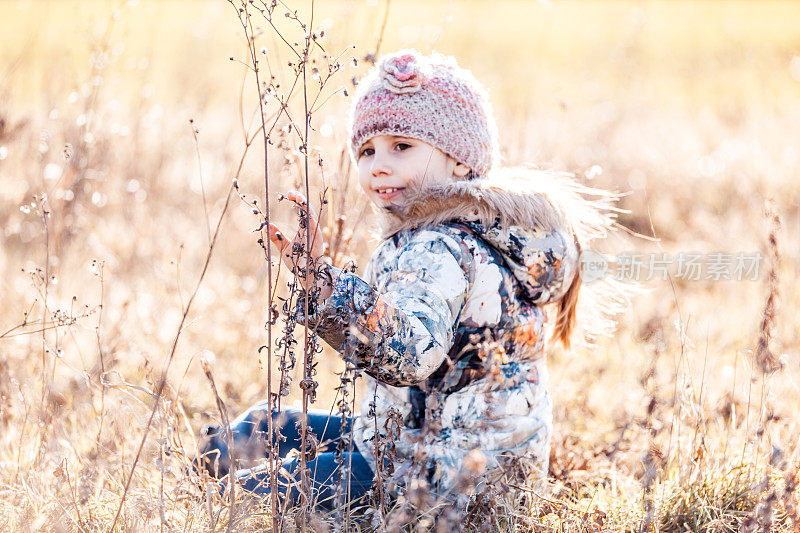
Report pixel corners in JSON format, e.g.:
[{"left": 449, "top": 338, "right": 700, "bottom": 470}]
[
  {"left": 373, "top": 165, "right": 634, "bottom": 348},
  {"left": 376, "top": 166, "right": 620, "bottom": 244}
]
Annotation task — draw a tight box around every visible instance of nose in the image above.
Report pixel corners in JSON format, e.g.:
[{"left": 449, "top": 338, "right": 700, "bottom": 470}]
[{"left": 370, "top": 152, "right": 392, "bottom": 178}]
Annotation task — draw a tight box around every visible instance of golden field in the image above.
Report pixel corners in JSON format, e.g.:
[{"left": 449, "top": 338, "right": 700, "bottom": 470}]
[{"left": 1, "top": 0, "right": 799, "bottom": 530}]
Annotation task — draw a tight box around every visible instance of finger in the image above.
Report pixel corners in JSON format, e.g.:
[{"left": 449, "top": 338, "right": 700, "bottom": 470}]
[
  {"left": 306, "top": 211, "right": 322, "bottom": 250},
  {"left": 267, "top": 223, "right": 289, "bottom": 253},
  {"left": 287, "top": 191, "right": 319, "bottom": 222},
  {"left": 286, "top": 191, "right": 324, "bottom": 256},
  {"left": 286, "top": 190, "right": 304, "bottom": 204},
  {"left": 288, "top": 193, "right": 323, "bottom": 248}
]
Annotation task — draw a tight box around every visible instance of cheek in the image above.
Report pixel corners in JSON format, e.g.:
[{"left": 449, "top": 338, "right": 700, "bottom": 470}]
[
  {"left": 357, "top": 164, "right": 373, "bottom": 194},
  {"left": 440, "top": 153, "right": 456, "bottom": 176},
  {"left": 412, "top": 154, "right": 449, "bottom": 183}
]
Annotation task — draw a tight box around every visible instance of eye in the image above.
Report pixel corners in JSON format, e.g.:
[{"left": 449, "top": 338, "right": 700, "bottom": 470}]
[
  {"left": 395, "top": 142, "right": 412, "bottom": 152},
  {"left": 359, "top": 146, "right": 374, "bottom": 158}
]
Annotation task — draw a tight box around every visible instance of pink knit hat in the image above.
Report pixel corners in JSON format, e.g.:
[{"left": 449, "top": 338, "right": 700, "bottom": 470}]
[{"left": 348, "top": 49, "right": 499, "bottom": 177}]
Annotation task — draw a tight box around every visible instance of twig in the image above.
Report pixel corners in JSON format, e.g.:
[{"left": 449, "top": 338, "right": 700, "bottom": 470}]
[
  {"left": 237, "top": 0, "right": 280, "bottom": 527},
  {"left": 93, "top": 260, "right": 108, "bottom": 452},
  {"left": 190, "top": 120, "right": 213, "bottom": 246},
  {"left": 372, "top": 0, "right": 392, "bottom": 62},
  {"left": 200, "top": 360, "right": 237, "bottom": 533},
  {"left": 298, "top": 1, "right": 317, "bottom": 525},
  {"left": 109, "top": 178, "right": 239, "bottom": 532}
]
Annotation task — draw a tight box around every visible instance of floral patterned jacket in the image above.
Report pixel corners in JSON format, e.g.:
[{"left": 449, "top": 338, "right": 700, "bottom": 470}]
[{"left": 302, "top": 171, "right": 597, "bottom": 496}]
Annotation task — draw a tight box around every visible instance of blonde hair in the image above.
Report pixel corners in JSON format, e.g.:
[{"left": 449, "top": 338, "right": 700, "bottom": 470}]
[{"left": 485, "top": 165, "right": 634, "bottom": 349}]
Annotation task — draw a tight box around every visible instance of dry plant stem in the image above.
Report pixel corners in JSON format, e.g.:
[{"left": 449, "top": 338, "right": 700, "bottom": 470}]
[
  {"left": 63, "top": 459, "right": 85, "bottom": 529},
  {"left": 666, "top": 317, "right": 689, "bottom": 485},
  {"left": 329, "top": 336, "right": 359, "bottom": 528},
  {"left": 225, "top": 2, "right": 353, "bottom": 527},
  {"left": 205, "top": 481, "right": 215, "bottom": 528},
  {"left": 753, "top": 203, "right": 782, "bottom": 470},
  {"left": 201, "top": 361, "right": 237, "bottom": 533},
  {"left": 191, "top": 121, "right": 212, "bottom": 246},
  {"left": 239, "top": 57, "right": 249, "bottom": 143},
  {"left": 174, "top": 357, "right": 201, "bottom": 470},
  {"left": 0, "top": 300, "right": 36, "bottom": 339},
  {"left": 39, "top": 204, "right": 50, "bottom": 410},
  {"left": 109, "top": 181, "right": 238, "bottom": 531},
  {"left": 642, "top": 185, "right": 687, "bottom": 523},
  {"left": 740, "top": 203, "right": 782, "bottom": 495},
  {"left": 94, "top": 262, "right": 107, "bottom": 451},
  {"left": 36, "top": 199, "right": 60, "bottom": 469},
  {"left": 346, "top": 379, "right": 357, "bottom": 529},
  {"left": 238, "top": 2, "right": 279, "bottom": 527},
  {"left": 687, "top": 333, "right": 710, "bottom": 481},
  {"left": 159, "top": 426, "right": 166, "bottom": 533},
  {"left": 299, "top": 2, "right": 317, "bottom": 526},
  {"left": 53, "top": 3, "right": 118, "bottom": 252},
  {"left": 240, "top": 0, "right": 330, "bottom": 521},
  {"left": 14, "top": 382, "right": 30, "bottom": 480},
  {"left": 730, "top": 359, "right": 757, "bottom": 509},
  {"left": 231, "top": 0, "right": 325, "bottom": 523},
  {"left": 261, "top": 5, "right": 302, "bottom": 62},
  {"left": 372, "top": 0, "right": 392, "bottom": 61},
  {"left": 752, "top": 374, "right": 767, "bottom": 476},
  {"left": 578, "top": 487, "right": 601, "bottom": 531},
  {"left": 741, "top": 364, "right": 755, "bottom": 475},
  {"left": 754, "top": 202, "right": 782, "bottom": 376},
  {"left": 371, "top": 388, "right": 386, "bottom": 524},
  {"left": 722, "top": 349, "right": 741, "bottom": 463},
  {"left": 0, "top": 314, "right": 92, "bottom": 339},
  {"left": 83, "top": 4, "right": 299, "bottom": 528}
]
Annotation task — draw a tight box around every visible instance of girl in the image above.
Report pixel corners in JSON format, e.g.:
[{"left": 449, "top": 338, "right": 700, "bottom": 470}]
[{"left": 198, "top": 50, "right": 623, "bottom": 511}]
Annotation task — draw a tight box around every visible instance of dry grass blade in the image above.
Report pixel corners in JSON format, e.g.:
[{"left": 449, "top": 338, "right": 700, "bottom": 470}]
[
  {"left": 109, "top": 179, "right": 238, "bottom": 531},
  {"left": 2, "top": 1, "right": 800, "bottom": 531},
  {"left": 753, "top": 200, "right": 782, "bottom": 376}
]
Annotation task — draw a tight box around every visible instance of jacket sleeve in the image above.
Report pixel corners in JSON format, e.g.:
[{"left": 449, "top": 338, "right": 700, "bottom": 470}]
[{"left": 297, "top": 229, "right": 471, "bottom": 387}]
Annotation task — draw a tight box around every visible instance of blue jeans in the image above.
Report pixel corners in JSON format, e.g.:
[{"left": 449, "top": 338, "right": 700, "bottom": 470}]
[{"left": 197, "top": 404, "right": 373, "bottom": 511}]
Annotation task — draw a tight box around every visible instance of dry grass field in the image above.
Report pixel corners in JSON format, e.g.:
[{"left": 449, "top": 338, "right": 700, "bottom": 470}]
[{"left": 1, "top": 0, "right": 800, "bottom": 530}]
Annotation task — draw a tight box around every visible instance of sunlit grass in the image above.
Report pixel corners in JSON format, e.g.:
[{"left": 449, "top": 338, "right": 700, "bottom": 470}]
[{"left": 1, "top": 0, "right": 799, "bottom": 530}]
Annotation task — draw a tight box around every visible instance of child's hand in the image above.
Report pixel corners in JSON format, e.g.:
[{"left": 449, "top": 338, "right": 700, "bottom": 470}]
[{"left": 268, "top": 191, "right": 332, "bottom": 300}]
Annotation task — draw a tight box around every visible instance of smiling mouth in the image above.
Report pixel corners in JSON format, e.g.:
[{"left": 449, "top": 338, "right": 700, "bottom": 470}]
[{"left": 374, "top": 187, "right": 405, "bottom": 199}]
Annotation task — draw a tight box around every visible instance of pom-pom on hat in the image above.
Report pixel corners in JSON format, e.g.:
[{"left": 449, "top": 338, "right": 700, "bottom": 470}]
[{"left": 348, "top": 49, "right": 499, "bottom": 178}]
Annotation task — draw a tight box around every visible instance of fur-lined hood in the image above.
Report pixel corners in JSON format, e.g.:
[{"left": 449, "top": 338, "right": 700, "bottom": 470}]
[
  {"left": 376, "top": 166, "right": 619, "bottom": 242},
  {"left": 373, "top": 166, "right": 631, "bottom": 347}
]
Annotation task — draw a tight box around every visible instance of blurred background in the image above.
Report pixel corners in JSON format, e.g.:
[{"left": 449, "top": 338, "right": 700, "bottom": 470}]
[{"left": 1, "top": 0, "right": 799, "bottom": 528}]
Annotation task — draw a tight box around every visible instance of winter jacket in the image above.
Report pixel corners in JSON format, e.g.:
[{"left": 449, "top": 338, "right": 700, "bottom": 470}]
[{"left": 300, "top": 171, "right": 591, "bottom": 496}]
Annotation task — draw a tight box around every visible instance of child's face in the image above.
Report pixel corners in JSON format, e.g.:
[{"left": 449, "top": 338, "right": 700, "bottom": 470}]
[{"left": 356, "top": 135, "right": 470, "bottom": 207}]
